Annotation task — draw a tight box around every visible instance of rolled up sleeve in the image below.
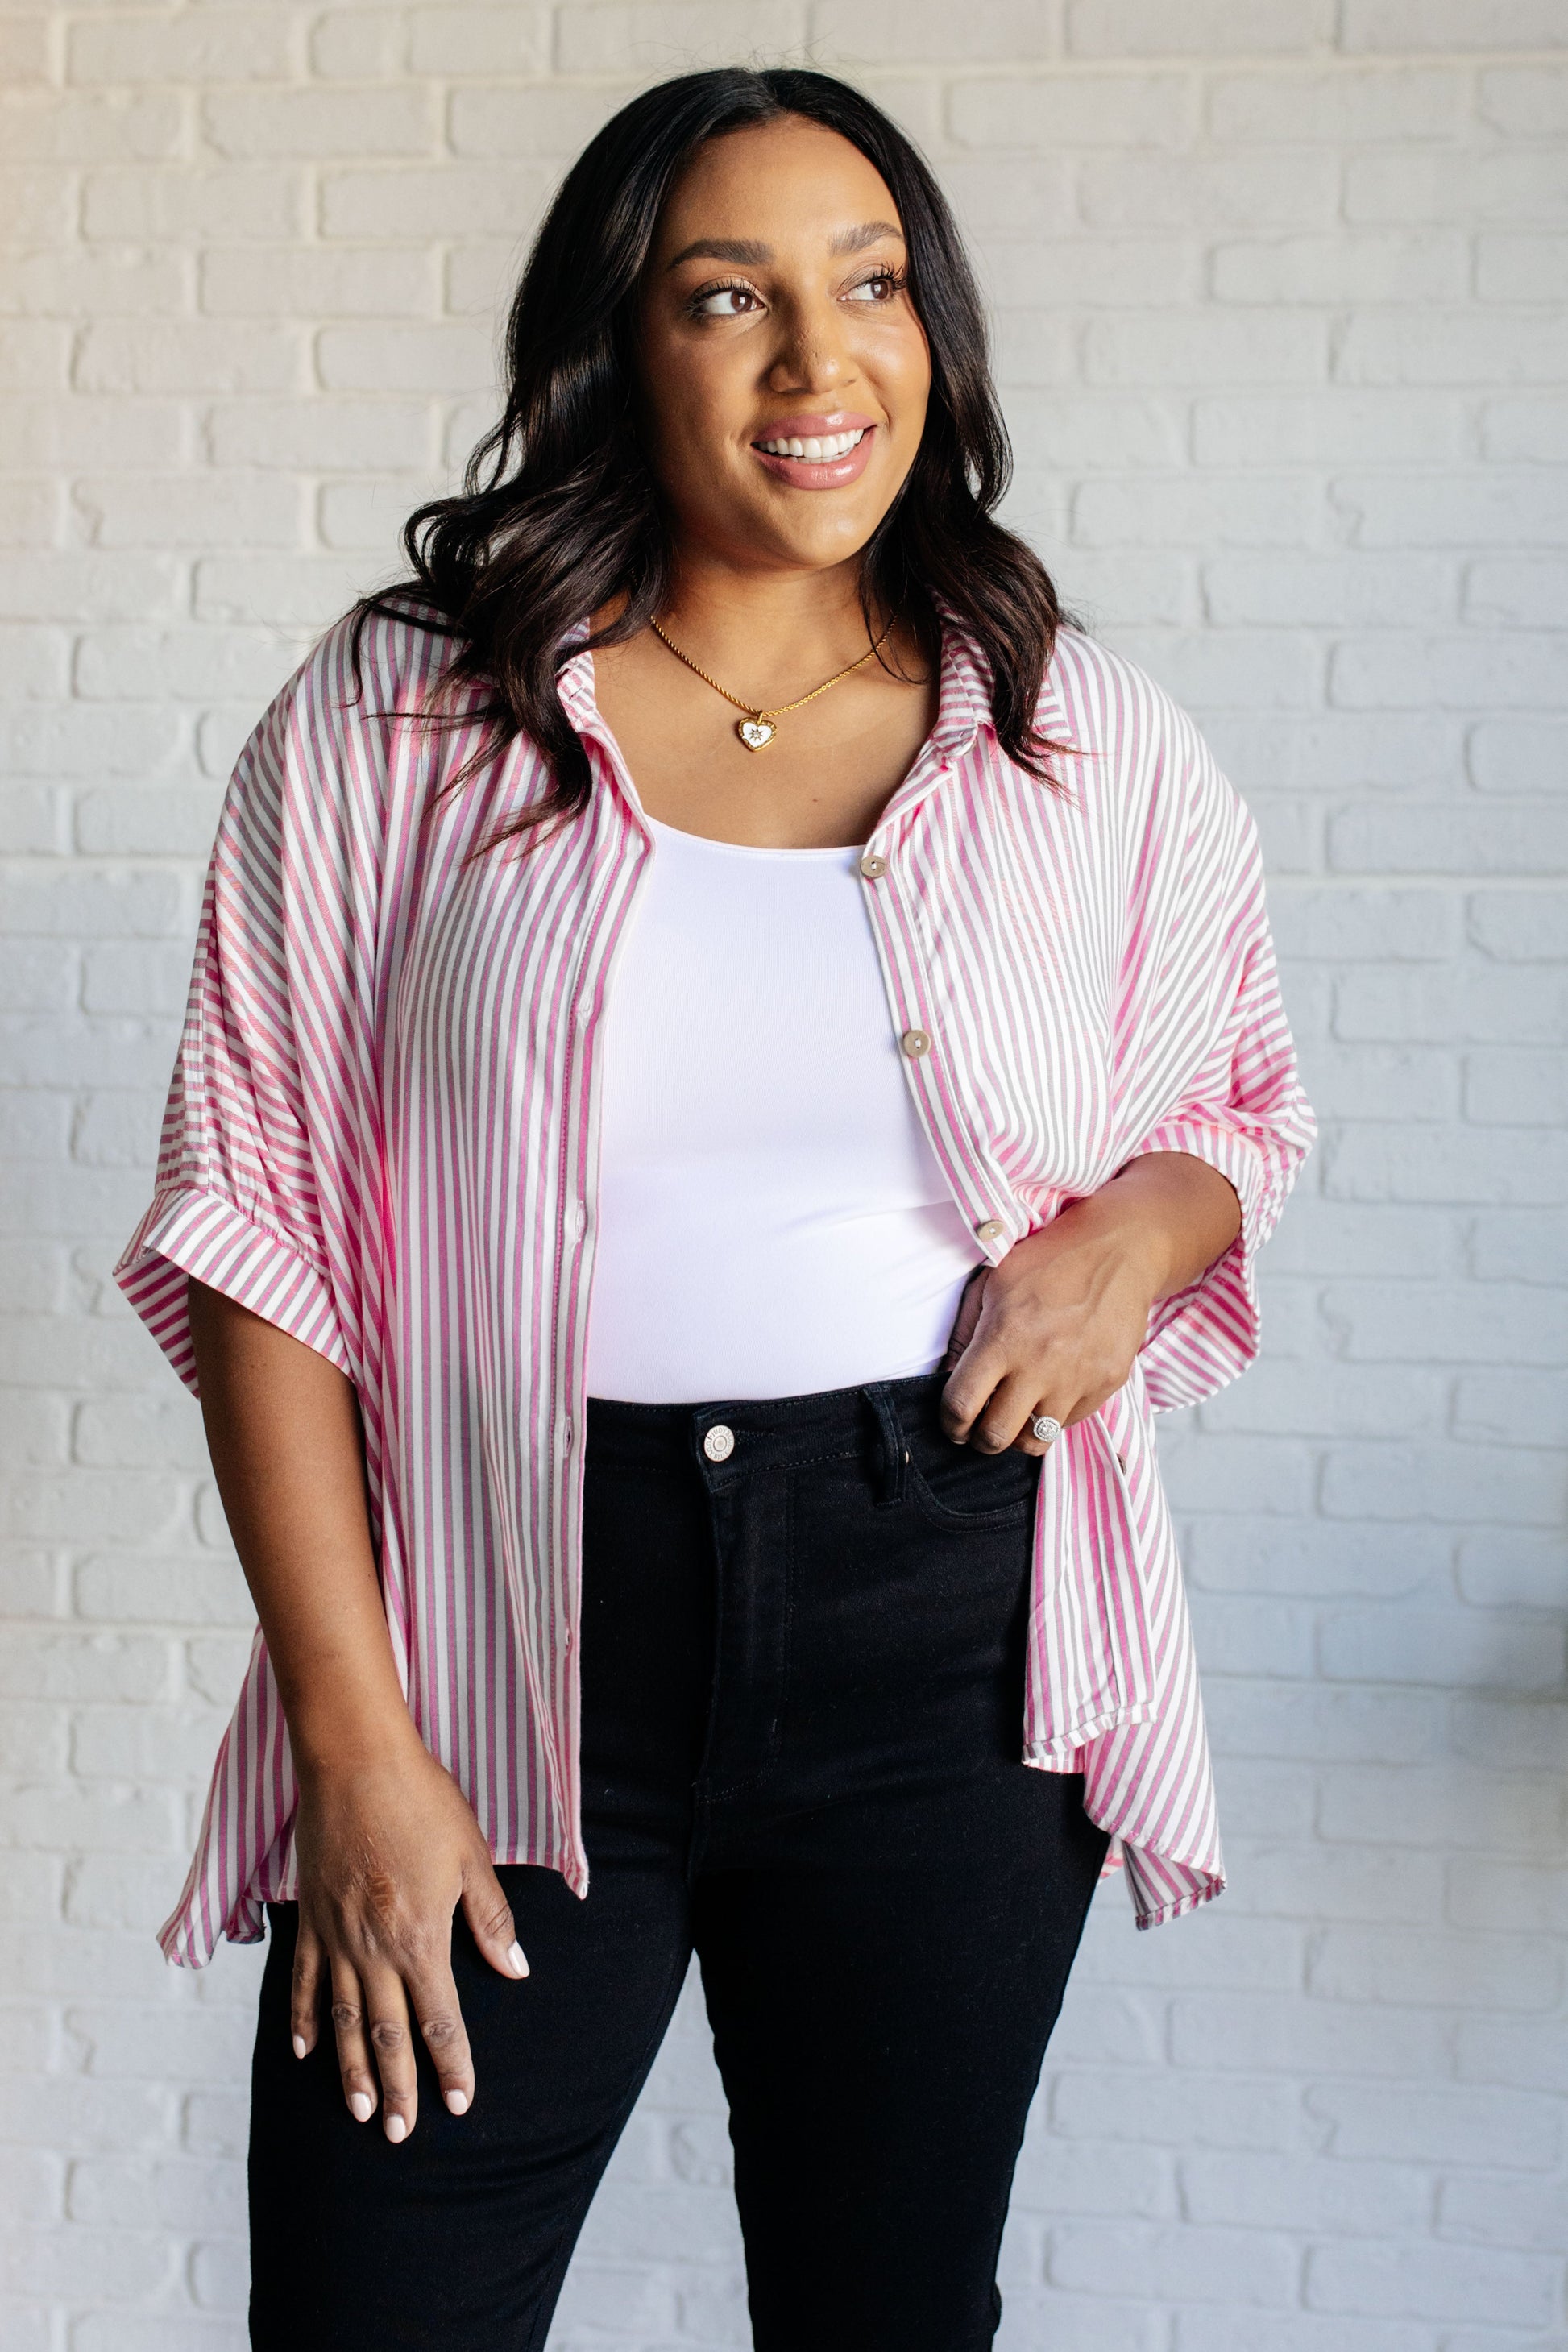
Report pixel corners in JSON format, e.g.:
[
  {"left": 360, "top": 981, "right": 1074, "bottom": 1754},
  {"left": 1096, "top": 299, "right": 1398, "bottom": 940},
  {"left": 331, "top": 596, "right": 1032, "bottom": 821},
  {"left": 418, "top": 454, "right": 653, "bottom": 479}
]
[
  {"left": 114, "top": 645, "right": 371, "bottom": 1397},
  {"left": 1114, "top": 727, "right": 1315, "bottom": 1412}
]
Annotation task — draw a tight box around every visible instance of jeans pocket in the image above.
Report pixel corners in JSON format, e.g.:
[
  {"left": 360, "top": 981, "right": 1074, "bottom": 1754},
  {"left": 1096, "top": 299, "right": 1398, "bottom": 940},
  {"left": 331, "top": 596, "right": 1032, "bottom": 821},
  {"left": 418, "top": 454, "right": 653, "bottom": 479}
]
[{"left": 908, "top": 1433, "right": 1041, "bottom": 1530}]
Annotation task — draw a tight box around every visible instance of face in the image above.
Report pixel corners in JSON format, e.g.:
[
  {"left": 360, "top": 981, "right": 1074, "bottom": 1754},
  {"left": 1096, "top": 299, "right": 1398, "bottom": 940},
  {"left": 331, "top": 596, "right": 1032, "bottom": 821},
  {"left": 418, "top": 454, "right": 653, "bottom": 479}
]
[{"left": 637, "top": 116, "right": 932, "bottom": 579}]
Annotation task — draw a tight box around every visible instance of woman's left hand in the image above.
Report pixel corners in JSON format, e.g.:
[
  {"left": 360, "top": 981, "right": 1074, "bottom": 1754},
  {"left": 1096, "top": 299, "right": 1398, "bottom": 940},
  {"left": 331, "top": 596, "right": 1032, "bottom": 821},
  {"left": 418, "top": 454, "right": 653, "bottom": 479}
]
[{"left": 939, "top": 1154, "right": 1242, "bottom": 1455}]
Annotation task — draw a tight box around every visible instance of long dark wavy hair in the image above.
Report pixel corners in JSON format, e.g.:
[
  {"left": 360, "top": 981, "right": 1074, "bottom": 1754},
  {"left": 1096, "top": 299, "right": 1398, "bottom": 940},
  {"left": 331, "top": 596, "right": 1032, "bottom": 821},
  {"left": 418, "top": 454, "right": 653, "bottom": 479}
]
[{"left": 353, "top": 66, "right": 1071, "bottom": 844}]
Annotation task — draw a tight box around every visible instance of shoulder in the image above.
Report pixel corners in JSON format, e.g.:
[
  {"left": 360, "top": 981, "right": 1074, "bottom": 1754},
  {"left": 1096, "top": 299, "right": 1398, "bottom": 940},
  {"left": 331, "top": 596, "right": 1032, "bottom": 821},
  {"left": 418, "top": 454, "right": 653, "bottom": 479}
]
[
  {"left": 1043, "top": 626, "right": 1205, "bottom": 777},
  {"left": 1039, "top": 625, "right": 1250, "bottom": 863},
  {"left": 259, "top": 599, "right": 467, "bottom": 762}
]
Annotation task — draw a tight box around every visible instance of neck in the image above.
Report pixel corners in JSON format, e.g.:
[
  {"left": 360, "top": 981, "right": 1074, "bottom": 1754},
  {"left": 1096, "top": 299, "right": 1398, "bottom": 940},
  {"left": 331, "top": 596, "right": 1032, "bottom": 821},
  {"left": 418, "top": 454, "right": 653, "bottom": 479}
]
[{"left": 657, "top": 550, "right": 886, "bottom": 677}]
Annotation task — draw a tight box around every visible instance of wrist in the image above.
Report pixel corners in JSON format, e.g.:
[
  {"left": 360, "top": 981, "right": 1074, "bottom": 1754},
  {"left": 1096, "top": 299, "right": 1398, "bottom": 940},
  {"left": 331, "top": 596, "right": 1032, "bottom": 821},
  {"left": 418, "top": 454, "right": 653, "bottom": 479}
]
[
  {"left": 287, "top": 1687, "right": 426, "bottom": 1786},
  {"left": 1006, "top": 1193, "right": 1170, "bottom": 1307}
]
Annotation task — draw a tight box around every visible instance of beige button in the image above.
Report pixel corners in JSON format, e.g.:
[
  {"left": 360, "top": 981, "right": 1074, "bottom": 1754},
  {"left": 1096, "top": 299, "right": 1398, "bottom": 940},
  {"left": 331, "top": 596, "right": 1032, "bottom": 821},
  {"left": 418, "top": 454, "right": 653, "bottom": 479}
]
[
  {"left": 976, "top": 1218, "right": 1006, "bottom": 1244},
  {"left": 900, "top": 1027, "right": 931, "bottom": 1059},
  {"left": 859, "top": 850, "right": 887, "bottom": 880},
  {"left": 703, "top": 1424, "right": 735, "bottom": 1463}
]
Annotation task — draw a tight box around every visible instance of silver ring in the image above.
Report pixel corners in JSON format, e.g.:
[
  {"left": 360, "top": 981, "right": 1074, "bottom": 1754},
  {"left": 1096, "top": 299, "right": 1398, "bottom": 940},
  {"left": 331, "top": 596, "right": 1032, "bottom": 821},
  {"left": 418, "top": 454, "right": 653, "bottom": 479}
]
[{"left": 1031, "top": 1416, "right": 1062, "bottom": 1447}]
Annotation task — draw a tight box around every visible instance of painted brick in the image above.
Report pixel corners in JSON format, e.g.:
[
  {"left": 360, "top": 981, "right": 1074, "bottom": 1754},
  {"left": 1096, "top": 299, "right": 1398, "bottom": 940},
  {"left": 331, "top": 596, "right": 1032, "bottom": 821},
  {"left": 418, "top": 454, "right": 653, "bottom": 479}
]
[
  {"left": 201, "top": 88, "right": 436, "bottom": 163},
  {"left": 1081, "top": 153, "right": 1339, "bottom": 231},
  {"left": 205, "top": 398, "right": 434, "bottom": 473},
  {"left": 1468, "top": 1206, "right": 1568, "bottom": 1284},
  {"left": 1329, "top": 633, "right": 1568, "bottom": 711},
  {"left": 1482, "top": 398, "right": 1568, "bottom": 464},
  {"left": 1318, "top": 1606, "right": 1564, "bottom": 1694},
  {"left": 1438, "top": 2170, "right": 1568, "bottom": 2253},
  {"left": 1208, "top": 67, "right": 1463, "bottom": 143},
  {"left": 950, "top": 70, "right": 1194, "bottom": 148},
  {"left": 1456, "top": 1529, "right": 1568, "bottom": 1611},
  {"left": 1307, "top": 1926, "right": 1560, "bottom": 2010},
  {"left": 1066, "top": 0, "right": 1335, "bottom": 54},
  {"left": 308, "top": 10, "right": 408, "bottom": 81},
  {"left": 74, "top": 321, "right": 304, "bottom": 397},
  {"left": 1206, "top": 554, "right": 1455, "bottom": 628},
  {"left": 1324, "top": 1123, "right": 1568, "bottom": 1207},
  {"left": 556, "top": 4, "right": 807, "bottom": 73},
  {"left": 1480, "top": 64, "right": 1568, "bottom": 134},
  {"left": 0, "top": 165, "right": 80, "bottom": 249},
  {"left": 1317, "top": 1764, "right": 1565, "bottom": 1855},
  {"left": 407, "top": 8, "right": 552, "bottom": 76},
  {"left": 1212, "top": 230, "right": 1465, "bottom": 306},
  {"left": 1463, "top": 1048, "right": 1568, "bottom": 1129},
  {"left": 1305, "top": 2238, "right": 1559, "bottom": 2328},
  {"left": 1455, "top": 2016, "right": 1568, "bottom": 2096},
  {"left": 73, "top": 473, "right": 304, "bottom": 554},
  {"left": 8, "top": 15, "right": 1568, "bottom": 2350},
  {"left": 0, "top": 93, "right": 182, "bottom": 166},
  {"left": 199, "top": 247, "right": 438, "bottom": 321},
  {"left": 1049, "top": 2217, "right": 1300, "bottom": 2304},
  {"left": 1343, "top": 0, "right": 1568, "bottom": 51},
  {"left": 1468, "top": 886, "right": 1568, "bottom": 960},
  {"left": 1193, "top": 391, "right": 1462, "bottom": 467},
  {"left": 1335, "top": 308, "right": 1568, "bottom": 385},
  {"left": 1466, "top": 554, "right": 1568, "bottom": 627},
  {"left": 1179, "top": 2151, "right": 1429, "bottom": 2237},
  {"left": 1307, "top": 2079, "right": 1560, "bottom": 2167},
  {"left": 81, "top": 167, "right": 307, "bottom": 245},
  {"left": 67, "top": 15, "right": 292, "bottom": 85},
  {"left": 315, "top": 323, "right": 495, "bottom": 396}
]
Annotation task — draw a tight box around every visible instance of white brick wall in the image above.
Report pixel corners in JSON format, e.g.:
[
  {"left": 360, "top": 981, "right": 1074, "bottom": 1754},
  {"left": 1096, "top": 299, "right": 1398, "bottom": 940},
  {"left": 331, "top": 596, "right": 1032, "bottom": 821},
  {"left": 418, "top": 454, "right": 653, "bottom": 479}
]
[{"left": 2, "top": 6, "right": 1564, "bottom": 2346}]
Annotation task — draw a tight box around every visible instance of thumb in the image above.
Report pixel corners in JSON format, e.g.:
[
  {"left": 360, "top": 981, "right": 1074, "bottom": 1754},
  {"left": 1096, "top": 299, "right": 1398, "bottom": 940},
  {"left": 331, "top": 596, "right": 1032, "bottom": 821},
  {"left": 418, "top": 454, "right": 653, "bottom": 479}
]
[
  {"left": 459, "top": 1849, "right": 529, "bottom": 1981},
  {"left": 940, "top": 1266, "right": 989, "bottom": 1375}
]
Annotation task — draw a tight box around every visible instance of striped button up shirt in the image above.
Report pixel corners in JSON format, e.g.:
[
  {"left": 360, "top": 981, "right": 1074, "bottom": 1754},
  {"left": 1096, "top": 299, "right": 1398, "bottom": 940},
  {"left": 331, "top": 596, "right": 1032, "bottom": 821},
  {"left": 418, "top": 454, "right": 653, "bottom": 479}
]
[{"left": 116, "top": 607, "right": 1314, "bottom": 1966}]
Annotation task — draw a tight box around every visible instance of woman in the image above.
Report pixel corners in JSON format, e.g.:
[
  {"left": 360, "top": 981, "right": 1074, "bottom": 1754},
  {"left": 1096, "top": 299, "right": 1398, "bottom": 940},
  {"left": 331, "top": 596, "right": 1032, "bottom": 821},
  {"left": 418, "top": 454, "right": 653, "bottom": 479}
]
[{"left": 116, "top": 67, "right": 1313, "bottom": 2352}]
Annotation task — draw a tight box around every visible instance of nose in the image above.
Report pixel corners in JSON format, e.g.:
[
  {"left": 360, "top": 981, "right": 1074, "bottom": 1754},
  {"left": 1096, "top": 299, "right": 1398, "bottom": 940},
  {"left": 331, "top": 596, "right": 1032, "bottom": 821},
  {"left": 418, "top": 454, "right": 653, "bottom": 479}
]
[{"left": 766, "top": 292, "right": 854, "bottom": 399}]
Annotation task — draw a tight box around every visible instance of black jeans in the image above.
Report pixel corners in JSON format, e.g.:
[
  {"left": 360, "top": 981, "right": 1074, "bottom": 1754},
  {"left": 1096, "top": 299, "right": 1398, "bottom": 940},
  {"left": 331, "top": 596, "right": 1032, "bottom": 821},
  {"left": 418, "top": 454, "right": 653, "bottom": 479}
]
[{"left": 248, "top": 1374, "right": 1109, "bottom": 2351}]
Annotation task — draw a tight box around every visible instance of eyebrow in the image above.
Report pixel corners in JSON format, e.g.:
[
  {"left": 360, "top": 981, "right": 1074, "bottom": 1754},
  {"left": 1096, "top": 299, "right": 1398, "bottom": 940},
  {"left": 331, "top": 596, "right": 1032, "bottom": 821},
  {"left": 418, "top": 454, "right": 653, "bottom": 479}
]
[{"left": 664, "top": 220, "right": 906, "bottom": 271}]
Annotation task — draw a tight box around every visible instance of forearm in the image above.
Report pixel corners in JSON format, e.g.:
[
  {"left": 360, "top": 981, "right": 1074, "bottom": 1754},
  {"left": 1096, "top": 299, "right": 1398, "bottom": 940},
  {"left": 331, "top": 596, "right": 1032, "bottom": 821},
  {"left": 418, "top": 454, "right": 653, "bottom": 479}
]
[
  {"left": 186, "top": 1276, "right": 420, "bottom": 1778},
  {"left": 1049, "top": 1150, "right": 1242, "bottom": 1303}
]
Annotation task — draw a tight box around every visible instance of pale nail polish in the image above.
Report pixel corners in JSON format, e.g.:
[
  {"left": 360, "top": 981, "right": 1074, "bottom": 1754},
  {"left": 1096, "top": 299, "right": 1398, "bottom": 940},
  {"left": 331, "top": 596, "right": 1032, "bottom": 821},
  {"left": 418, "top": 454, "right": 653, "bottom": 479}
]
[
  {"left": 349, "top": 2091, "right": 374, "bottom": 2122},
  {"left": 445, "top": 2088, "right": 470, "bottom": 2117},
  {"left": 292, "top": 2035, "right": 308, "bottom": 2061},
  {"left": 507, "top": 1941, "right": 529, "bottom": 1978},
  {"left": 385, "top": 2113, "right": 409, "bottom": 2143}
]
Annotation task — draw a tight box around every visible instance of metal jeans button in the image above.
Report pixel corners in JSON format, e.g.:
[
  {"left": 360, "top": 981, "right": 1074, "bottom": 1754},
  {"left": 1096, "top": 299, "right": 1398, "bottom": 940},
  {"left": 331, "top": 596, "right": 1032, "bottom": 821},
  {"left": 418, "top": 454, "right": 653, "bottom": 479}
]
[{"left": 703, "top": 1424, "right": 736, "bottom": 1462}]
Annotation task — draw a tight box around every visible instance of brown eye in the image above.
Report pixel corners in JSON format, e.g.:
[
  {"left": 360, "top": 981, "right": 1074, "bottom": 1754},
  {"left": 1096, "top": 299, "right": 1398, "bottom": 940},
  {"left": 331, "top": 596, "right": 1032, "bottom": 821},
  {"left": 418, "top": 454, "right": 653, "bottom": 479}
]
[{"left": 693, "top": 284, "right": 761, "bottom": 319}]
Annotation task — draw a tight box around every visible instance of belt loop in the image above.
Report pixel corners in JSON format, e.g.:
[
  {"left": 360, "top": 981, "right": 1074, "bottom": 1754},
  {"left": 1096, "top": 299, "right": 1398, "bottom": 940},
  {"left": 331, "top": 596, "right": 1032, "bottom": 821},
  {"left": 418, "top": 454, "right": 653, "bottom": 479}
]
[{"left": 862, "top": 1383, "right": 910, "bottom": 1510}]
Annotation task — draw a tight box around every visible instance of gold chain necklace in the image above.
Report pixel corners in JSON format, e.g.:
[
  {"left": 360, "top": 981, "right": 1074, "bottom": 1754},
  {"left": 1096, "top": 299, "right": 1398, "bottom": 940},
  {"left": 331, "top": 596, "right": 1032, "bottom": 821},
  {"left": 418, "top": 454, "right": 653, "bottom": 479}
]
[{"left": 648, "top": 614, "right": 894, "bottom": 752}]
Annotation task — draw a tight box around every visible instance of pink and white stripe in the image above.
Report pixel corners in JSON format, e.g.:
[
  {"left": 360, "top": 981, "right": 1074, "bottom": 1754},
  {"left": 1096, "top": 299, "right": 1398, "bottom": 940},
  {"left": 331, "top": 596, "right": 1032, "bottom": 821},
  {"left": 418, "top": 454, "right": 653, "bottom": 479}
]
[{"left": 115, "top": 608, "right": 1314, "bottom": 1964}]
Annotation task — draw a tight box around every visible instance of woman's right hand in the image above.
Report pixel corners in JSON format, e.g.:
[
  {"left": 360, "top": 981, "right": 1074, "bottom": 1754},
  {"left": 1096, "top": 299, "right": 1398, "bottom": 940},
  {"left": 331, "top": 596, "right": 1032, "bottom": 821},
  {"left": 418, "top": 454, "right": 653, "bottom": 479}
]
[{"left": 290, "top": 1734, "right": 529, "bottom": 2143}]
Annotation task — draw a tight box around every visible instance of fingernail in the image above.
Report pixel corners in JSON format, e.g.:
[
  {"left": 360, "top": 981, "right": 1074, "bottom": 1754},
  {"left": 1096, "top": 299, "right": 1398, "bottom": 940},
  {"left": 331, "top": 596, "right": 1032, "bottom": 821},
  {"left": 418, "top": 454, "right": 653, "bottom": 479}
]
[
  {"left": 445, "top": 2088, "right": 470, "bottom": 2116},
  {"left": 292, "top": 2034, "right": 308, "bottom": 2061},
  {"left": 349, "top": 2091, "right": 374, "bottom": 2123},
  {"left": 507, "top": 1941, "right": 529, "bottom": 1978},
  {"left": 385, "top": 2113, "right": 409, "bottom": 2143}
]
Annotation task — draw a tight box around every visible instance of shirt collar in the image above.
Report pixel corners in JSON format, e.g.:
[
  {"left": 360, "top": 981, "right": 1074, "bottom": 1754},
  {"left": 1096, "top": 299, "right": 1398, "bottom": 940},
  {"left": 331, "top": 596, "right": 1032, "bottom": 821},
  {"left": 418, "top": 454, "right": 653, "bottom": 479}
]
[{"left": 554, "top": 604, "right": 998, "bottom": 765}]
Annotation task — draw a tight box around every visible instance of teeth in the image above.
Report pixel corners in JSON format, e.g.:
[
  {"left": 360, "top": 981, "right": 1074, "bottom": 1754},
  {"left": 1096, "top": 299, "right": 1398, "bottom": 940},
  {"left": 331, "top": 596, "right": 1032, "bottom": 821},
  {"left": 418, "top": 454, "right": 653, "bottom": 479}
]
[{"left": 757, "top": 428, "right": 866, "bottom": 460}]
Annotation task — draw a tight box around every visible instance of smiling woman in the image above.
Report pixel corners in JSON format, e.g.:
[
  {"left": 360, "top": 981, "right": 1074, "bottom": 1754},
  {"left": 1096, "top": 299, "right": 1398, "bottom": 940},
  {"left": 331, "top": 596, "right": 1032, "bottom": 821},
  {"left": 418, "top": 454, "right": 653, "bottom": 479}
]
[{"left": 112, "top": 64, "right": 1313, "bottom": 2352}]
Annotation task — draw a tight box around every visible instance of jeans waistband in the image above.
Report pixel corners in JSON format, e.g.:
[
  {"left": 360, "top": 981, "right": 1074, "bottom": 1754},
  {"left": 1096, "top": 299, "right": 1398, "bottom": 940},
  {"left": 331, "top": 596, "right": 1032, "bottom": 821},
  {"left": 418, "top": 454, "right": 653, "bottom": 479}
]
[{"left": 586, "top": 1371, "right": 948, "bottom": 1484}]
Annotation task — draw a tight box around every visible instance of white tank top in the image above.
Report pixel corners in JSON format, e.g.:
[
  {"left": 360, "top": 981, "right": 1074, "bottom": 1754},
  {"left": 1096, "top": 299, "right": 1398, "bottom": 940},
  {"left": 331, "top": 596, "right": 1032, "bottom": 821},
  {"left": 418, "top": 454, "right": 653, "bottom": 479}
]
[{"left": 585, "top": 817, "right": 983, "bottom": 1403}]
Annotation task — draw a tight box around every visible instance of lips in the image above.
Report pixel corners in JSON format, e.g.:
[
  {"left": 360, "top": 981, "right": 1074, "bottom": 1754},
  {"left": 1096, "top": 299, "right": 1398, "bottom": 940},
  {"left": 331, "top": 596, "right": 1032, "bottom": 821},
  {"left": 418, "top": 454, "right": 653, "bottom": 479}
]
[{"left": 750, "top": 413, "right": 879, "bottom": 491}]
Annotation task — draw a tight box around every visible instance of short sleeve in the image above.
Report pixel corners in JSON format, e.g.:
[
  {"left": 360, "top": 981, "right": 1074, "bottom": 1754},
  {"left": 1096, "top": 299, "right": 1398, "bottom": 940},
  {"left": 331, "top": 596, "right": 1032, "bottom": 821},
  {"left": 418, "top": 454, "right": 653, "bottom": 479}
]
[
  {"left": 1111, "top": 710, "right": 1315, "bottom": 1413},
  {"left": 114, "top": 625, "right": 384, "bottom": 1396}
]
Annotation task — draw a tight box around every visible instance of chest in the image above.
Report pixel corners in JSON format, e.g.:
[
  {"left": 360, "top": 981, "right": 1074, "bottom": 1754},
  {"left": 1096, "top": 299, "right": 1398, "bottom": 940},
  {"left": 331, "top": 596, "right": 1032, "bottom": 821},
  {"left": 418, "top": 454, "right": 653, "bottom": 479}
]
[
  {"left": 384, "top": 747, "right": 1124, "bottom": 1209},
  {"left": 590, "top": 632, "right": 936, "bottom": 851}
]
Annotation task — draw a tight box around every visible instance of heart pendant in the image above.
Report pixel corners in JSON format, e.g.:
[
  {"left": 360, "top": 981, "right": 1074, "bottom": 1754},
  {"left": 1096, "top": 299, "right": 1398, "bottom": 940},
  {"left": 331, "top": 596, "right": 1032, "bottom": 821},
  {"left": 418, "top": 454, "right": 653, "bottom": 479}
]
[{"left": 737, "top": 717, "right": 776, "bottom": 752}]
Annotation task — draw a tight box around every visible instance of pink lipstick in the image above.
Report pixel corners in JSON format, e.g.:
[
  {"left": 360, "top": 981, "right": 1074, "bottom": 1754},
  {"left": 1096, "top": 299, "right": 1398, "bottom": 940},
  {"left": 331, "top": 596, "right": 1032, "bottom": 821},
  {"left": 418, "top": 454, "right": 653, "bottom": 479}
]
[{"left": 750, "top": 411, "right": 878, "bottom": 491}]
